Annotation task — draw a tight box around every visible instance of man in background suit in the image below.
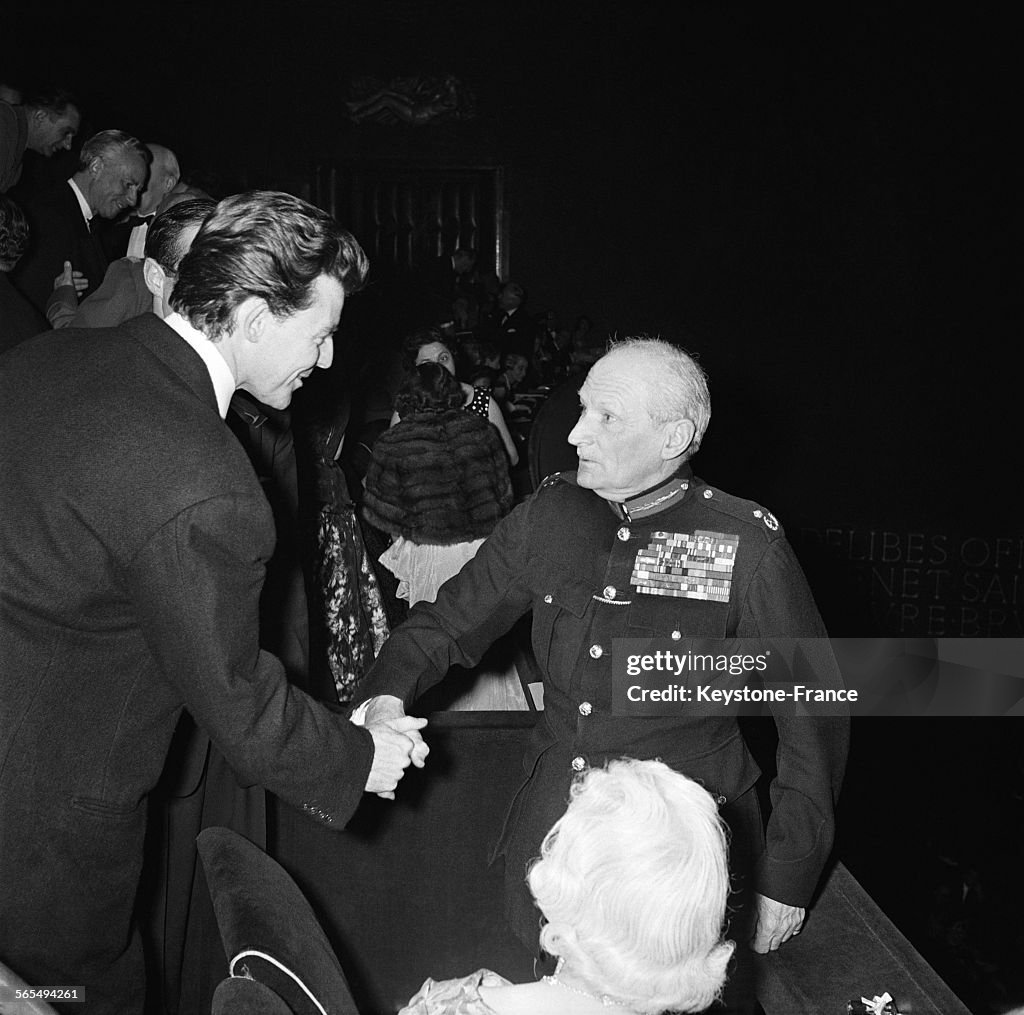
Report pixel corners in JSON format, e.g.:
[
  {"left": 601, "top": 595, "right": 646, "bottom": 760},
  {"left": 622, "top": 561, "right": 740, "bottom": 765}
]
[
  {"left": 0, "top": 85, "right": 81, "bottom": 193},
  {"left": 11, "top": 128, "right": 149, "bottom": 313},
  {"left": 0, "top": 191, "right": 426, "bottom": 1013},
  {"left": 486, "top": 279, "right": 535, "bottom": 359},
  {"left": 97, "top": 142, "right": 181, "bottom": 262}
]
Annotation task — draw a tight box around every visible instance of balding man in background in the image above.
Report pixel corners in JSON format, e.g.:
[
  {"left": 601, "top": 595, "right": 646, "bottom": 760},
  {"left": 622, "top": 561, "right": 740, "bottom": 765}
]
[
  {"left": 0, "top": 85, "right": 81, "bottom": 193},
  {"left": 99, "top": 141, "right": 181, "bottom": 261},
  {"left": 11, "top": 128, "right": 149, "bottom": 312}
]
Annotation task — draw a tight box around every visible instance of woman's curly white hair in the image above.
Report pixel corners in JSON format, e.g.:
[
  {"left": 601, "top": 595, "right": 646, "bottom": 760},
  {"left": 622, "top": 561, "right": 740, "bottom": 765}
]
[{"left": 528, "top": 758, "right": 735, "bottom": 1014}]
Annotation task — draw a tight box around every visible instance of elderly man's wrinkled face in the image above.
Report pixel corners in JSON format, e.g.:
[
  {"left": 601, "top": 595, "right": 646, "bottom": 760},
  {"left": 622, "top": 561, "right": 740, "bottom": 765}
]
[
  {"left": 568, "top": 350, "right": 679, "bottom": 502},
  {"left": 90, "top": 151, "right": 147, "bottom": 219}
]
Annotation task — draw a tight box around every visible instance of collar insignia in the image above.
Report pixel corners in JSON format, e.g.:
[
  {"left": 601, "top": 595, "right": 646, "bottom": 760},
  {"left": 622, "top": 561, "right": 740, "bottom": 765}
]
[{"left": 614, "top": 477, "right": 689, "bottom": 521}]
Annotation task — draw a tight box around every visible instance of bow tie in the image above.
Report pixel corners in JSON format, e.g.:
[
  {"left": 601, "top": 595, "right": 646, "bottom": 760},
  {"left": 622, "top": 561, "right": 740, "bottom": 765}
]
[{"left": 126, "top": 214, "right": 154, "bottom": 230}]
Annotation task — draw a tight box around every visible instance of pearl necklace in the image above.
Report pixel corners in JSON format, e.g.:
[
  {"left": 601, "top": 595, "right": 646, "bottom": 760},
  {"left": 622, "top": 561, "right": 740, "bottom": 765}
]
[{"left": 541, "top": 973, "right": 632, "bottom": 1010}]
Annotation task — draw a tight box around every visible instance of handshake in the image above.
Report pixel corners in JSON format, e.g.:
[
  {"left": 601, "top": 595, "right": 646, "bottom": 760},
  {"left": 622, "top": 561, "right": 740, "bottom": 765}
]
[{"left": 352, "top": 695, "right": 430, "bottom": 800}]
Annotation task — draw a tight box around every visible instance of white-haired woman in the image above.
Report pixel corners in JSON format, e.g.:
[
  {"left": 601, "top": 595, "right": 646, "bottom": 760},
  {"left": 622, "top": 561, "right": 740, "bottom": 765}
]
[{"left": 399, "top": 758, "right": 735, "bottom": 1014}]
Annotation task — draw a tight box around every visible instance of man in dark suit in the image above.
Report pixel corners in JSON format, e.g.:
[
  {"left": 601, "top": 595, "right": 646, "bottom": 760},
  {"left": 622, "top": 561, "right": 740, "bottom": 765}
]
[
  {"left": 46, "top": 194, "right": 214, "bottom": 329},
  {"left": 486, "top": 279, "right": 536, "bottom": 359},
  {"left": 0, "top": 191, "right": 425, "bottom": 1013},
  {"left": 96, "top": 142, "right": 181, "bottom": 263},
  {"left": 11, "top": 129, "right": 149, "bottom": 313}
]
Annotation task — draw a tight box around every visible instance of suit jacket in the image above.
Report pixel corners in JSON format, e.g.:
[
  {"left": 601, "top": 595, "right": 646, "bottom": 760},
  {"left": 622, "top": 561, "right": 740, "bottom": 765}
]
[
  {"left": 0, "top": 316, "right": 374, "bottom": 1013},
  {"left": 10, "top": 179, "right": 109, "bottom": 313},
  {"left": 485, "top": 305, "right": 536, "bottom": 359}
]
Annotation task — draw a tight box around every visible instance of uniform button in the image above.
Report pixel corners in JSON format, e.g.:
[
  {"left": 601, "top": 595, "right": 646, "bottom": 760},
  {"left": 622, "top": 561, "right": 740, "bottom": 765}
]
[
  {"left": 543, "top": 594, "right": 553, "bottom": 604},
  {"left": 671, "top": 630, "right": 682, "bottom": 640},
  {"left": 578, "top": 701, "right": 592, "bottom": 716},
  {"left": 589, "top": 644, "right": 603, "bottom": 659},
  {"left": 603, "top": 585, "right": 616, "bottom": 599},
  {"left": 571, "top": 756, "right": 586, "bottom": 772},
  {"left": 617, "top": 526, "right": 631, "bottom": 541},
  {"left": 704, "top": 489, "right": 713, "bottom": 499},
  {"left": 753, "top": 509, "right": 763, "bottom": 518},
  {"left": 716, "top": 794, "right": 727, "bottom": 805}
]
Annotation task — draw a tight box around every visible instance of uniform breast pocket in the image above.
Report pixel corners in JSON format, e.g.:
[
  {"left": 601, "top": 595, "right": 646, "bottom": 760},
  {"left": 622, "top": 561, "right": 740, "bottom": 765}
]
[
  {"left": 625, "top": 593, "right": 730, "bottom": 639},
  {"left": 531, "top": 559, "right": 592, "bottom": 685}
]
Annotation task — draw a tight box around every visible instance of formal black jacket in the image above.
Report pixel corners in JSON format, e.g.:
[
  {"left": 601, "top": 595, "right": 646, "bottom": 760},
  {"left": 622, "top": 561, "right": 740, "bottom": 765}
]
[
  {"left": 0, "top": 316, "right": 374, "bottom": 1013},
  {"left": 11, "top": 178, "right": 109, "bottom": 313}
]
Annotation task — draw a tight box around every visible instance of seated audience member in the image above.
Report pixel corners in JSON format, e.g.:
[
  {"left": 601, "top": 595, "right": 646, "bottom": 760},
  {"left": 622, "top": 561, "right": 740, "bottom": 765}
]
[
  {"left": 46, "top": 195, "right": 214, "bottom": 328},
  {"left": 495, "top": 352, "right": 529, "bottom": 410},
  {"left": 365, "top": 361, "right": 513, "bottom": 608},
  {"left": 12, "top": 128, "right": 149, "bottom": 312},
  {"left": 397, "top": 326, "right": 519, "bottom": 467},
  {"left": 0, "top": 85, "right": 81, "bottom": 193},
  {"left": 399, "top": 759, "right": 734, "bottom": 1015},
  {"left": 0, "top": 194, "right": 47, "bottom": 351}
]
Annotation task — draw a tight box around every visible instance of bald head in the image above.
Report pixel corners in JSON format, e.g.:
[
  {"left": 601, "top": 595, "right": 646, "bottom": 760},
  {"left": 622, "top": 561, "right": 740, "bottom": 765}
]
[{"left": 137, "top": 144, "right": 181, "bottom": 217}]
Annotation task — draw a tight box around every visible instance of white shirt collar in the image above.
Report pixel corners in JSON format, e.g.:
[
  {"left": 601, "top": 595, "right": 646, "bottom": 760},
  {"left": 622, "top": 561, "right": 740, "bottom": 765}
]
[
  {"left": 67, "top": 178, "right": 93, "bottom": 224},
  {"left": 163, "top": 313, "right": 237, "bottom": 419}
]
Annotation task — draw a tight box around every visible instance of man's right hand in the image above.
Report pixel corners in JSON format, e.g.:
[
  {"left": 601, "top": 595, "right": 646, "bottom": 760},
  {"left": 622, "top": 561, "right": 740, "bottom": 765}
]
[
  {"left": 364, "top": 712, "right": 429, "bottom": 800},
  {"left": 53, "top": 260, "right": 88, "bottom": 294}
]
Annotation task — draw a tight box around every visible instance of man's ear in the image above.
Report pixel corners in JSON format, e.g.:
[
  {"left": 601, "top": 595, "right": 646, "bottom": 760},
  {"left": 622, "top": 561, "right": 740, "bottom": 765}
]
[
  {"left": 662, "top": 418, "right": 696, "bottom": 462},
  {"left": 142, "top": 257, "right": 165, "bottom": 298},
  {"left": 87, "top": 156, "right": 103, "bottom": 178},
  {"left": 235, "top": 296, "right": 270, "bottom": 343}
]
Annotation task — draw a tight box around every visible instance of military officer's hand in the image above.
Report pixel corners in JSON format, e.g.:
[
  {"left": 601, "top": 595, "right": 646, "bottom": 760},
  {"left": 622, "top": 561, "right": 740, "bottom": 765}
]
[
  {"left": 750, "top": 893, "right": 805, "bottom": 953},
  {"left": 364, "top": 714, "right": 429, "bottom": 800}
]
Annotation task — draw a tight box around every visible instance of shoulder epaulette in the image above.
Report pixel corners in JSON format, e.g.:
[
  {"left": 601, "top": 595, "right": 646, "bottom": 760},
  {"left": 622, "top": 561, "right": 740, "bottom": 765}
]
[{"left": 697, "top": 484, "right": 784, "bottom": 540}]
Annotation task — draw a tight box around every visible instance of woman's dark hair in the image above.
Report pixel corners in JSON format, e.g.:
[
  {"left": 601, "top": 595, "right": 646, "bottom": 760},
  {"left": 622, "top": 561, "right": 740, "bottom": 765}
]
[
  {"left": 394, "top": 362, "right": 464, "bottom": 417},
  {"left": 401, "top": 325, "right": 457, "bottom": 372}
]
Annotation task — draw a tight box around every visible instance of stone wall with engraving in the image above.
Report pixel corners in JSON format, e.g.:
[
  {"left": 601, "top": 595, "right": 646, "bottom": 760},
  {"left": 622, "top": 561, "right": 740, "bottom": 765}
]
[{"left": 796, "top": 527, "right": 1023, "bottom": 637}]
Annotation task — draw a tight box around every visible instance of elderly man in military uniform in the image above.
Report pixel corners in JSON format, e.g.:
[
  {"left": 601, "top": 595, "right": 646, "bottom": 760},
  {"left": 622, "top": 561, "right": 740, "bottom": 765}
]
[{"left": 354, "top": 337, "right": 848, "bottom": 965}]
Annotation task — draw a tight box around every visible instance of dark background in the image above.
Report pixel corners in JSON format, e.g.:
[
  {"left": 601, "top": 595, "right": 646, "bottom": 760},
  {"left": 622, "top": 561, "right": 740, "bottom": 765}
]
[{"left": 5, "top": 3, "right": 1019, "bottom": 1011}]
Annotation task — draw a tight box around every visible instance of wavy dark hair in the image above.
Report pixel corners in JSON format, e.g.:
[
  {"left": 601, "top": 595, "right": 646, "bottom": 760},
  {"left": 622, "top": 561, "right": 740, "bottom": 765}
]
[
  {"left": 0, "top": 195, "right": 30, "bottom": 271},
  {"left": 169, "top": 190, "right": 369, "bottom": 340},
  {"left": 394, "top": 362, "right": 464, "bottom": 417}
]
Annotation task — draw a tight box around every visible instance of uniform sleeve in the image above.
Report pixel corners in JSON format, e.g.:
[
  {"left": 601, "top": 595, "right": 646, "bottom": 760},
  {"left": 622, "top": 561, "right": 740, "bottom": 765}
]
[
  {"left": 738, "top": 537, "right": 850, "bottom": 906},
  {"left": 358, "top": 500, "right": 536, "bottom": 706},
  {"left": 122, "top": 494, "right": 373, "bottom": 829}
]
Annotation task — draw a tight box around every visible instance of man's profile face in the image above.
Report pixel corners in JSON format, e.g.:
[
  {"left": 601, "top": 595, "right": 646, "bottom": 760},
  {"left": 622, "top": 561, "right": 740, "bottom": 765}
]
[
  {"left": 242, "top": 275, "right": 344, "bottom": 409},
  {"left": 90, "top": 151, "right": 147, "bottom": 219},
  {"left": 35, "top": 106, "right": 81, "bottom": 156},
  {"left": 138, "top": 151, "right": 178, "bottom": 217},
  {"left": 568, "top": 350, "right": 676, "bottom": 501}
]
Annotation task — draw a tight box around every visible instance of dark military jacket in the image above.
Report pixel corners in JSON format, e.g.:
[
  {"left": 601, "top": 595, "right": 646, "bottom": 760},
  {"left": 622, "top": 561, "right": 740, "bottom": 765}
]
[{"left": 359, "top": 465, "right": 848, "bottom": 910}]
